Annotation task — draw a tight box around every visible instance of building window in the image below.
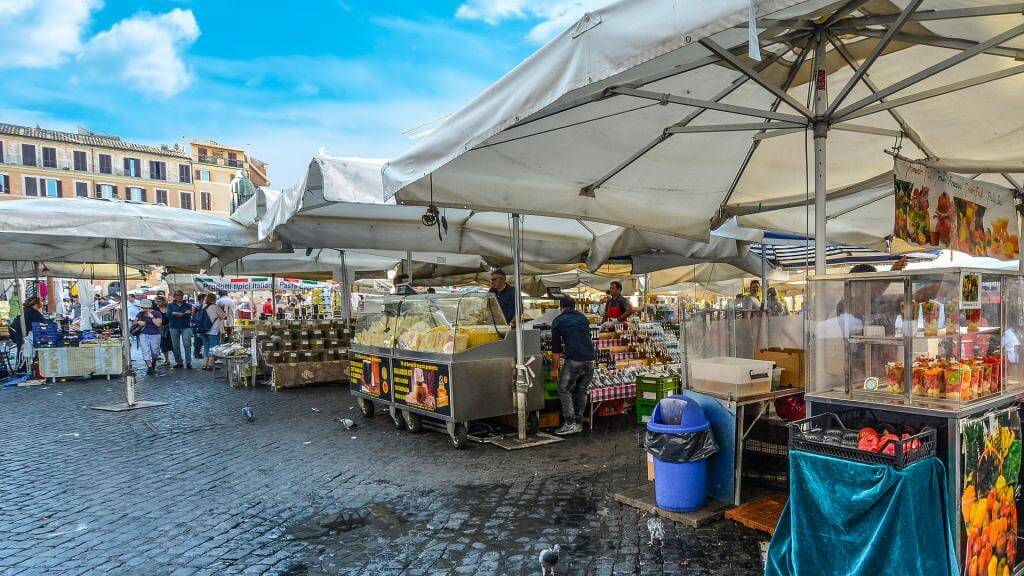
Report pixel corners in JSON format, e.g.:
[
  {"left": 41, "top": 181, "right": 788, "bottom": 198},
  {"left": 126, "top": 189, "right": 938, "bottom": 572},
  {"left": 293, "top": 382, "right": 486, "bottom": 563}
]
[
  {"left": 24, "top": 176, "right": 37, "bottom": 196},
  {"left": 178, "top": 163, "right": 191, "bottom": 183},
  {"left": 99, "top": 154, "right": 112, "bottom": 174},
  {"left": 0, "top": 173, "right": 9, "bottom": 194},
  {"left": 197, "top": 169, "right": 211, "bottom": 182},
  {"left": 227, "top": 151, "right": 242, "bottom": 168},
  {"left": 200, "top": 191, "right": 212, "bottom": 211},
  {"left": 75, "top": 181, "right": 89, "bottom": 197},
  {"left": 73, "top": 150, "right": 87, "bottom": 171},
  {"left": 149, "top": 160, "right": 166, "bottom": 181},
  {"left": 21, "top": 144, "right": 36, "bottom": 167},
  {"left": 127, "top": 186, "right": 146, "bottom": 202},
  {"left": 96, "top": 184, "right": 117, "bottom": 199},
  {"left": 0, "top": 140, "right": 5, "bottom": 163},
  {"left": 43, "top": 178, "right": 61, "bottom": 197},
  {"left": 42, "top": 146, "right": 57, "bottom": 168},
  {"left": 155, "top": 189, "right": 168, "bottom": 205},
  {"left": 124, "top": 157, "right": 141, "bottom": 177},
  {"left": 179, "top": 191, "right": 193, "bottom": 210}
]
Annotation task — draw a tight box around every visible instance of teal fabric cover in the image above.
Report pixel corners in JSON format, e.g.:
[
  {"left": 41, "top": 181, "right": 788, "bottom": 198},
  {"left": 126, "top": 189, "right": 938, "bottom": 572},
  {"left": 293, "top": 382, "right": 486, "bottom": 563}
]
[{"left": 766, "top": 451, "right": 957, "bottom": 576}]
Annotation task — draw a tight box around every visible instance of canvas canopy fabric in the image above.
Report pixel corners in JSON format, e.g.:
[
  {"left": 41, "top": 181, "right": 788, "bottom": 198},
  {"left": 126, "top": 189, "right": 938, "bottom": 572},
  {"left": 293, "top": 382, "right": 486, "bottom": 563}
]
[
  {"left": 384, "top": 0, "right": 1024, "bottom": 246},
  {"left": 234, "top": 155, "right": 747, "bottom": 270},
  {"left": 0, "top": 198, "right": 279, "bottom": 267},
  {"left": 0, "top": 261, "right": 149, "bottom": 280},
  {"left": 750, "top": 232, "right": 936, "bottom": 269},
  {"left": 199, "top": 248, "right": 481, "bottom": 278}
]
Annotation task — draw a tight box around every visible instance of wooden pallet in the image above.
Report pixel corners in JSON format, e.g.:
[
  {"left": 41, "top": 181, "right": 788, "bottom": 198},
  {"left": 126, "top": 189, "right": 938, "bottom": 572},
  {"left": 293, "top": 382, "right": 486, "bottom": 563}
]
[{"left": 724, "top": 493, "right": 787, "bottom": 535}]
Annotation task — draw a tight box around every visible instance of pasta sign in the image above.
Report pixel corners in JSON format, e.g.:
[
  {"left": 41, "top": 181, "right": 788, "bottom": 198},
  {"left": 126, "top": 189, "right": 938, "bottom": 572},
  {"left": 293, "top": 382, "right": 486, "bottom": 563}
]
[{"left": 893, "top": 159, "right": 1020, "bottom": 260}]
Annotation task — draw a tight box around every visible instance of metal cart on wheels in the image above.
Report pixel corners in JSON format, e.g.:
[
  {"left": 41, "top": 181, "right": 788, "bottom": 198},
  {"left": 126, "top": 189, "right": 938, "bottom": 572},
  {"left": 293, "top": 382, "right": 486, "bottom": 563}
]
[{"left": 349, "top": 293, "right": 544, "bottom": 448}]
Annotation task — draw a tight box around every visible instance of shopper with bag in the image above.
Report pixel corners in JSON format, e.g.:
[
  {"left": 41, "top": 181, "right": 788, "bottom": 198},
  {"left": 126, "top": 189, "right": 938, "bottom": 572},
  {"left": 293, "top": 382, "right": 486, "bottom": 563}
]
[
  {"left": 134, "top": 299, "right": 163, "bottom": 375},
  {"left": 198, "top": 293, "right": 227, "bottom": 371}
]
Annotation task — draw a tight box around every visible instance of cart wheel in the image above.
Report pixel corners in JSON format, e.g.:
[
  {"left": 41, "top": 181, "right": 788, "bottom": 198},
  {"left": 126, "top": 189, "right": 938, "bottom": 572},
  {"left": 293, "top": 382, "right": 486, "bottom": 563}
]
[
  {"left": 390, "top": 408, "right": 404, "bottom": 430},
  {"left": 357, "top": 398, "right": 375, "bottom": 418},
  {"left": 526, "top": 411, "right": 540, "bottom": 435},
  {"left": 450, "top": 422, "right": 469, "bottom": 449},
  {"left": 403, "top": 410, "right": 423, "bottom": 433}
]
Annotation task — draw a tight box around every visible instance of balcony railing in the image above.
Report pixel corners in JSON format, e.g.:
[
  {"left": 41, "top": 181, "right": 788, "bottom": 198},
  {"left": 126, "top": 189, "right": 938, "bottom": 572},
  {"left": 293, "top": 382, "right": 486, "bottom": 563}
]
[
  {"left": 226, "top": 159, "right": 243, "bottom": 168},
  {"left": 0, "top": 158, "right": 188, "bottom": 183}
]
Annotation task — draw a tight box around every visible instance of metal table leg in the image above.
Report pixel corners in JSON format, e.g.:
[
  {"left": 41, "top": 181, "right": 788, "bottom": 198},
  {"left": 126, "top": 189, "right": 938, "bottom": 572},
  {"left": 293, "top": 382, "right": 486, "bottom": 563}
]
[{"left": 733, "top": 402, "right": 744, "bottom": 506}]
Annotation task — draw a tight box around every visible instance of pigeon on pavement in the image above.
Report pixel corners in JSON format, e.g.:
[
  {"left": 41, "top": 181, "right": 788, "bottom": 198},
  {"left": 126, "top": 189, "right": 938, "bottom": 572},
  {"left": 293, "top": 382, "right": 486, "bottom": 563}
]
[
  {"left": 243, "top": 404, "right": 254, "bottom": 423},
  {"left": 646, "top": 510, "right": 666, "bottom": 547},
  {"left": 538, "top": 544, "right": 559, "bottom": 575},
  {"left": 337, "top": 418, "right": 358, "bottom": 430}
]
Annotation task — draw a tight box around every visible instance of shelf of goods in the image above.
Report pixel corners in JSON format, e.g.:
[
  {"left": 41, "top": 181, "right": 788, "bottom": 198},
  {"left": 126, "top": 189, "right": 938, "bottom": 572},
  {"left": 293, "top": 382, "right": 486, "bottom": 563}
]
[
  {"left": 803, "top": 268, "right": 1024, "bottom": 573},
  {"left": 349, "top": 293, "right": 544, "bottom": 427},
  {"left": 233, "top": 318, "right": 352, "bottom": 389}
]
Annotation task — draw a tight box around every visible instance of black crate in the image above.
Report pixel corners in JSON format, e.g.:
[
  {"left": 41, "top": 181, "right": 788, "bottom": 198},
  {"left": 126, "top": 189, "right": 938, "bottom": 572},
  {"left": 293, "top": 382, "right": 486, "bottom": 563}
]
[
  {"left": 788, "top": 412, "right": 935, "bottom": 470},
  {"left": 742, "top": 452, "right": 789, "bottom": 490}
]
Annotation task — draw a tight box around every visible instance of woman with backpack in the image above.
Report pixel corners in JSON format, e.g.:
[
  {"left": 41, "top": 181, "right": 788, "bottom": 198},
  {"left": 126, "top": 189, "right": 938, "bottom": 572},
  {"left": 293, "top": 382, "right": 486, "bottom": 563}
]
[{"left": 198, "top": 293, "right": 228, "bottom": 371}]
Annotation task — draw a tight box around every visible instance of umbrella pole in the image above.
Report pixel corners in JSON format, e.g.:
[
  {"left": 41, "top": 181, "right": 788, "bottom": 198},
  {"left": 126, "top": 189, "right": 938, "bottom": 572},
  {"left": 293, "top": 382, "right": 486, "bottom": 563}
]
[
  {"left": 511, "top": 213, "right": 528, "bottom": 441},
  {"left": 271, "top": 274, "right": 277, "bottom": 318},
  {"left": 89, "top": 240, "right": 167, "bottom": 412},
  {"left": 117, "top": 240, "right": 136, "bottom": 406},
  {"left": 340, "top": 250, "right": 352, "bottom": 322},
  {"left": 812, "top": 31, "right": 829, "bottom": 391}
]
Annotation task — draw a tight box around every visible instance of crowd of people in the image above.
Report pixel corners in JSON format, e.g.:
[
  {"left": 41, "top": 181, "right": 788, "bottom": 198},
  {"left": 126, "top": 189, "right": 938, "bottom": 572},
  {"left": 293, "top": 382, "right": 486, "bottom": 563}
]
[{"left": 129, "top": 289, "right": 235, "bottom": 374}]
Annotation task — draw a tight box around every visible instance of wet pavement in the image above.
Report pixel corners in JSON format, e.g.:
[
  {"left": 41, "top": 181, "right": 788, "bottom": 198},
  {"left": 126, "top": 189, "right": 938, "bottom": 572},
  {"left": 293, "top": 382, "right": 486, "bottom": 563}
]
[{"left": 0, "top": 357, "right": 768, "bottom": 575}]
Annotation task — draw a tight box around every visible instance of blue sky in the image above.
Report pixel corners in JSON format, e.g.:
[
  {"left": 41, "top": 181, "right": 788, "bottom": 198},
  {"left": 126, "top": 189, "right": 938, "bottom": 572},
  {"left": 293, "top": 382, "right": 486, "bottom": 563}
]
[{"left": 0, "top": 0, "right": 607, "bottom": 187}]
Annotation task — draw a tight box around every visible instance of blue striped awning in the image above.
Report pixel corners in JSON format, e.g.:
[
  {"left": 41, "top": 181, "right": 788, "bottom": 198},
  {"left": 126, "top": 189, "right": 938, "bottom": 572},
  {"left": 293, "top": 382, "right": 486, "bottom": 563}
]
[{"left": 751, "top": 233, "right": 937, "bottom": 270}]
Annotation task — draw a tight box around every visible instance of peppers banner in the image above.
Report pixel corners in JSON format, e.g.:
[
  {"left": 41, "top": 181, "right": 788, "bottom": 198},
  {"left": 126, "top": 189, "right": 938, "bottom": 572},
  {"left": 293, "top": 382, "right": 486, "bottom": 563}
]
[
  {"left": 191, "top": 276, "right": 335, "bottom": 292},
  {"left": 893, "top": 159, "right": 1020, "bottom": 260}
]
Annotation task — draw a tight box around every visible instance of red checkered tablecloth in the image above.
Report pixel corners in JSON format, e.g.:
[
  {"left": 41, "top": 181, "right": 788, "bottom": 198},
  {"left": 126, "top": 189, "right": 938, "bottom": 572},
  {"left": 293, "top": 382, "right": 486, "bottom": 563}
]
[{"left": 588, "top": 383, "right": 636, "bottom": 402}]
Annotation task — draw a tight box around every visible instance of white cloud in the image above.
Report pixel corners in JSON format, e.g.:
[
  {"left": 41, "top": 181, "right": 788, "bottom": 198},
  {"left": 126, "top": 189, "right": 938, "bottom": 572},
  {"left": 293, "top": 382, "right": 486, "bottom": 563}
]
[
  {"left": 455, "top": 0, "right": 609, "bottom": 43},
  {"left": 79, "top": 9, "right": 200, "bottom": 98},
  {"left": 0, "top": 0, "right": 101, "bottom": 68}
]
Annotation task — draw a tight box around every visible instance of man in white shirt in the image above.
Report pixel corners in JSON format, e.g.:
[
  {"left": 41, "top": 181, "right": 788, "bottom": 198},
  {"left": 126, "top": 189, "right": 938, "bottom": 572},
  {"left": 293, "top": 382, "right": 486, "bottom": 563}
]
[
  {"left": 126, "top": 292, "right": 142, "bottom": 320},
  {"left": 215, "top": 290, "right": 237, "bottom": 326}
]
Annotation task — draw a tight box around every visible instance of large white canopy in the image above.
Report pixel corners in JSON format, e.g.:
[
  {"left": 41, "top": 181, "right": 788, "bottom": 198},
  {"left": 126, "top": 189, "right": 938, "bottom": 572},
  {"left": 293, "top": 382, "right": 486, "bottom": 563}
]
[
  {"left": 237, "top": 155, "right": 748, "bottom": 270},
  {"left": 384, "top": 0, "right": 1024, "bottom": 243},
  {"left": 0, "top": 261, "right": 149, "bottom": 280},
  {"left": 196, "top": 248, "right": 481, "bottom": 280},
  {"left": 0, "top": 198, "right": 280, "bottom": 267}
]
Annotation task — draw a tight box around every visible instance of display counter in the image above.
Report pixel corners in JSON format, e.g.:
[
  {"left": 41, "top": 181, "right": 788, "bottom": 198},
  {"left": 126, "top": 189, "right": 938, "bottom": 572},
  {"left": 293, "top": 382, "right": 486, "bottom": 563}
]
[
  {"left": 37, "top": 340, "right": 123, "bottom": 382},
  {"left": 227, "top": 318, "right": 352, "bottom": 389},
  {"left": 350, "top": 293, "right": 543, "bottom": 447},
  {"left": 803, "top": 268, "right": 1024, "bottom": 573}
]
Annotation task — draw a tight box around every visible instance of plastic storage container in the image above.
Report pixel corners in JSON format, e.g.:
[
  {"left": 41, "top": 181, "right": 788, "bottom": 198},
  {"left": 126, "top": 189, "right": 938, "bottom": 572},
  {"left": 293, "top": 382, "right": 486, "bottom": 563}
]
[
  {"left": 688, "top": 357, "right": 774, "bottom": 397},
  {"left": 646, "top": 396, "right": 714, "bottom": 512}
]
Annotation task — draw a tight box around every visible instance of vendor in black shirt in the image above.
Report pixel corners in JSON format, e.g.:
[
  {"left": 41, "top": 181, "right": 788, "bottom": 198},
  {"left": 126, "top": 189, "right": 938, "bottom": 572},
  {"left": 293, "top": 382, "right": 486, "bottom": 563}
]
[
  {"left": 488, "top": 269, "right": 518, "bottom": 325},
  {"left": 602, "top": 280, "right": 634, "bottom": 323},
  {"left": 549, "top": 296, "right": 595, "bottom": 436}
]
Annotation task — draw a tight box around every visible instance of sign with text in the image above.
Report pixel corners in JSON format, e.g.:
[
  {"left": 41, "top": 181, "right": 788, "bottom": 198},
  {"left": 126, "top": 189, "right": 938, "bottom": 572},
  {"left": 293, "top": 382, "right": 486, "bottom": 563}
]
[
  {"left": 893, "top": 159, "right": 1019, "bottom": 260},
  {"left": 392, "top": 358, "right": 451, "bottom": 417},
  {"left": 349, "top": 351, "right": 391, "bottom": 400},
  {"left": 192, "top": 276, "right": 336, "bottom": 292}
]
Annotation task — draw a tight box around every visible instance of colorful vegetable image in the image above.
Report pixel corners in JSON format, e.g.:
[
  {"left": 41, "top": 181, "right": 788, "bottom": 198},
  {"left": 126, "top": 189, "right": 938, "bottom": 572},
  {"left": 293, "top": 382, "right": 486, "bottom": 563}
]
[{"left": 961, "top": 409, "right": 1020, "bottom": 575}]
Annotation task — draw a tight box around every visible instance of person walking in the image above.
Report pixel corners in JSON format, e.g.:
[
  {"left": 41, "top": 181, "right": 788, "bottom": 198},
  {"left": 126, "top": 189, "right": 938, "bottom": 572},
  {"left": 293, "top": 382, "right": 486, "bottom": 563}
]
[
  {"left": 191, "top": 299, "right": 206, "bottom": 359},
  {"left": 155, "top": 297, "right": 173, "bottom": 367},
  {"left": 548, "top": 296, "right": 596, "bottom": 435},
  {"left": 199, "top": 293, "right": 228, "bottom": 371},
  {"left": 166, "top": 290, "right": 194, "bottom": 369},
  {"left": 134, "top": 299, "right": 163, "bottom": 375}
]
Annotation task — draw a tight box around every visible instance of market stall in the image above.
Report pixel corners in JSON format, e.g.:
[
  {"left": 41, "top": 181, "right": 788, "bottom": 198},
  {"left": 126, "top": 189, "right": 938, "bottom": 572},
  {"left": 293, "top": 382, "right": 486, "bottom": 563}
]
[
  {"left": 350, "top": 292, "right": 543, "bottom": 448},
  {"left": 800, "top": 267, "right": 1024, "bottom": 572}
]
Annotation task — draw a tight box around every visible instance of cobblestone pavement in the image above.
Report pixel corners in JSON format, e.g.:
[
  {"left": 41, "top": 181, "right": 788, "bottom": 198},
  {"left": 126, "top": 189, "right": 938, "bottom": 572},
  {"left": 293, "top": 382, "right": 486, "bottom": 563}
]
[{"left": 1, "top": 357, "right": 769, "bottom": 576}]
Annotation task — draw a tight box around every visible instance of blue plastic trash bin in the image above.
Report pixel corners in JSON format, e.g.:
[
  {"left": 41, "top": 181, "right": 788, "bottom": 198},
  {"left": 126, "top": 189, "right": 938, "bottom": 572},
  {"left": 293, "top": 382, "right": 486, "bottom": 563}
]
[{"left": 647, "top": 396, "right": 711, "bottom": 512}]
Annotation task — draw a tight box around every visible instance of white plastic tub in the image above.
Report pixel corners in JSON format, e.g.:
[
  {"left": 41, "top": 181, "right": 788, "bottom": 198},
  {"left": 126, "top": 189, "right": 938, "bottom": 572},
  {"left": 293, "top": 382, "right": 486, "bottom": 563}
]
[{"left": 688, "top": 357, "right": 775, "bottom": 397}]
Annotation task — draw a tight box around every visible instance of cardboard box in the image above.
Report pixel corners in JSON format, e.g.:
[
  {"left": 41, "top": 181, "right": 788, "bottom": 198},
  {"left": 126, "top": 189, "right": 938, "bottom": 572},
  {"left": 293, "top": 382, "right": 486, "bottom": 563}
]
[{"left": 755, "top": 347, "right": 805, "bottom": 389}]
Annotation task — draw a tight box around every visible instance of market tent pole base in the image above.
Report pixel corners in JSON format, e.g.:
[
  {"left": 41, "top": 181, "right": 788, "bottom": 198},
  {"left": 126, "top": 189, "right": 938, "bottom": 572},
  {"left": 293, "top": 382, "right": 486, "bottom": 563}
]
[
  {"left": 90, "top": 400, "right": 169, "bottom": 412},
  {"left": 473, "top": 430, "right": 563, "bottom": 450}
]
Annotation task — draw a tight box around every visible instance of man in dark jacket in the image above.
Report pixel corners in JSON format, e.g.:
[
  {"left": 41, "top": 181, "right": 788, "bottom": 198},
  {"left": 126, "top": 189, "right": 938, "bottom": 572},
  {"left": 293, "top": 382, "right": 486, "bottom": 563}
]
[{"left": 549, "top": 296, "right": 595, "bottom": 435}]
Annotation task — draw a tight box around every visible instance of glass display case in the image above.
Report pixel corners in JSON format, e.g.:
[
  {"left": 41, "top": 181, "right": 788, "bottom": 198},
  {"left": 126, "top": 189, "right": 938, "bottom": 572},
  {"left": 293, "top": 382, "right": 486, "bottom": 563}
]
[
  {"left": 806, "top": 268, "right": 1024, "bottom": 412},
  {"left": 351, "top": 296, "right": 402, "bottom": 350},
  {"left": 352, "top": 293, "right": 509, "bottom": 355}
]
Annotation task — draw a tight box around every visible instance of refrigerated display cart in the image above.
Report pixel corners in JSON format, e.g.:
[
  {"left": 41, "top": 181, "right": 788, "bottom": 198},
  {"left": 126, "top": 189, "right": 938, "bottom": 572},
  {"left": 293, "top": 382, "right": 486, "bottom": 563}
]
[
  {"left": 803, "top": 268, "right": 1024, "bottom": 574},
  {"left": 349, "top": 293, "right": 544, "bottom": 448}
]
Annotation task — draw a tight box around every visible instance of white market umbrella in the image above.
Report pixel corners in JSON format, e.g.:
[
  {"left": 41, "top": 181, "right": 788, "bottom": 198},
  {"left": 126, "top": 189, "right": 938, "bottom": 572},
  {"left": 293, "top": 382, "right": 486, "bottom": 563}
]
[
  {"left": 235, "top": 155, "right": 747, "bottom": 270},
  {"left": 384, "top": 0, "right": 1024, "bottom": 276},
  {"left": 0, "top": 261, "right": 149, "bottom": 280}
]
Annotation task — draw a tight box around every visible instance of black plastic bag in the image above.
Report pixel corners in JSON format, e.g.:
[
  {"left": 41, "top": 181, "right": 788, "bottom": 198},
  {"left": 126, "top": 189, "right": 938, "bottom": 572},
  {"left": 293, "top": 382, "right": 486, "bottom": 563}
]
[{"left": 644, "top": 428, "right": 718, "bottom": 463}]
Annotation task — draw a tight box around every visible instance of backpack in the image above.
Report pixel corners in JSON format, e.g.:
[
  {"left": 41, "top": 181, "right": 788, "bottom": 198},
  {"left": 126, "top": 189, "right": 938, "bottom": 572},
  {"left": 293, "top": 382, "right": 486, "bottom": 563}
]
[{"left": 193, "top": 305, "right": 214, "bottom": 335}]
